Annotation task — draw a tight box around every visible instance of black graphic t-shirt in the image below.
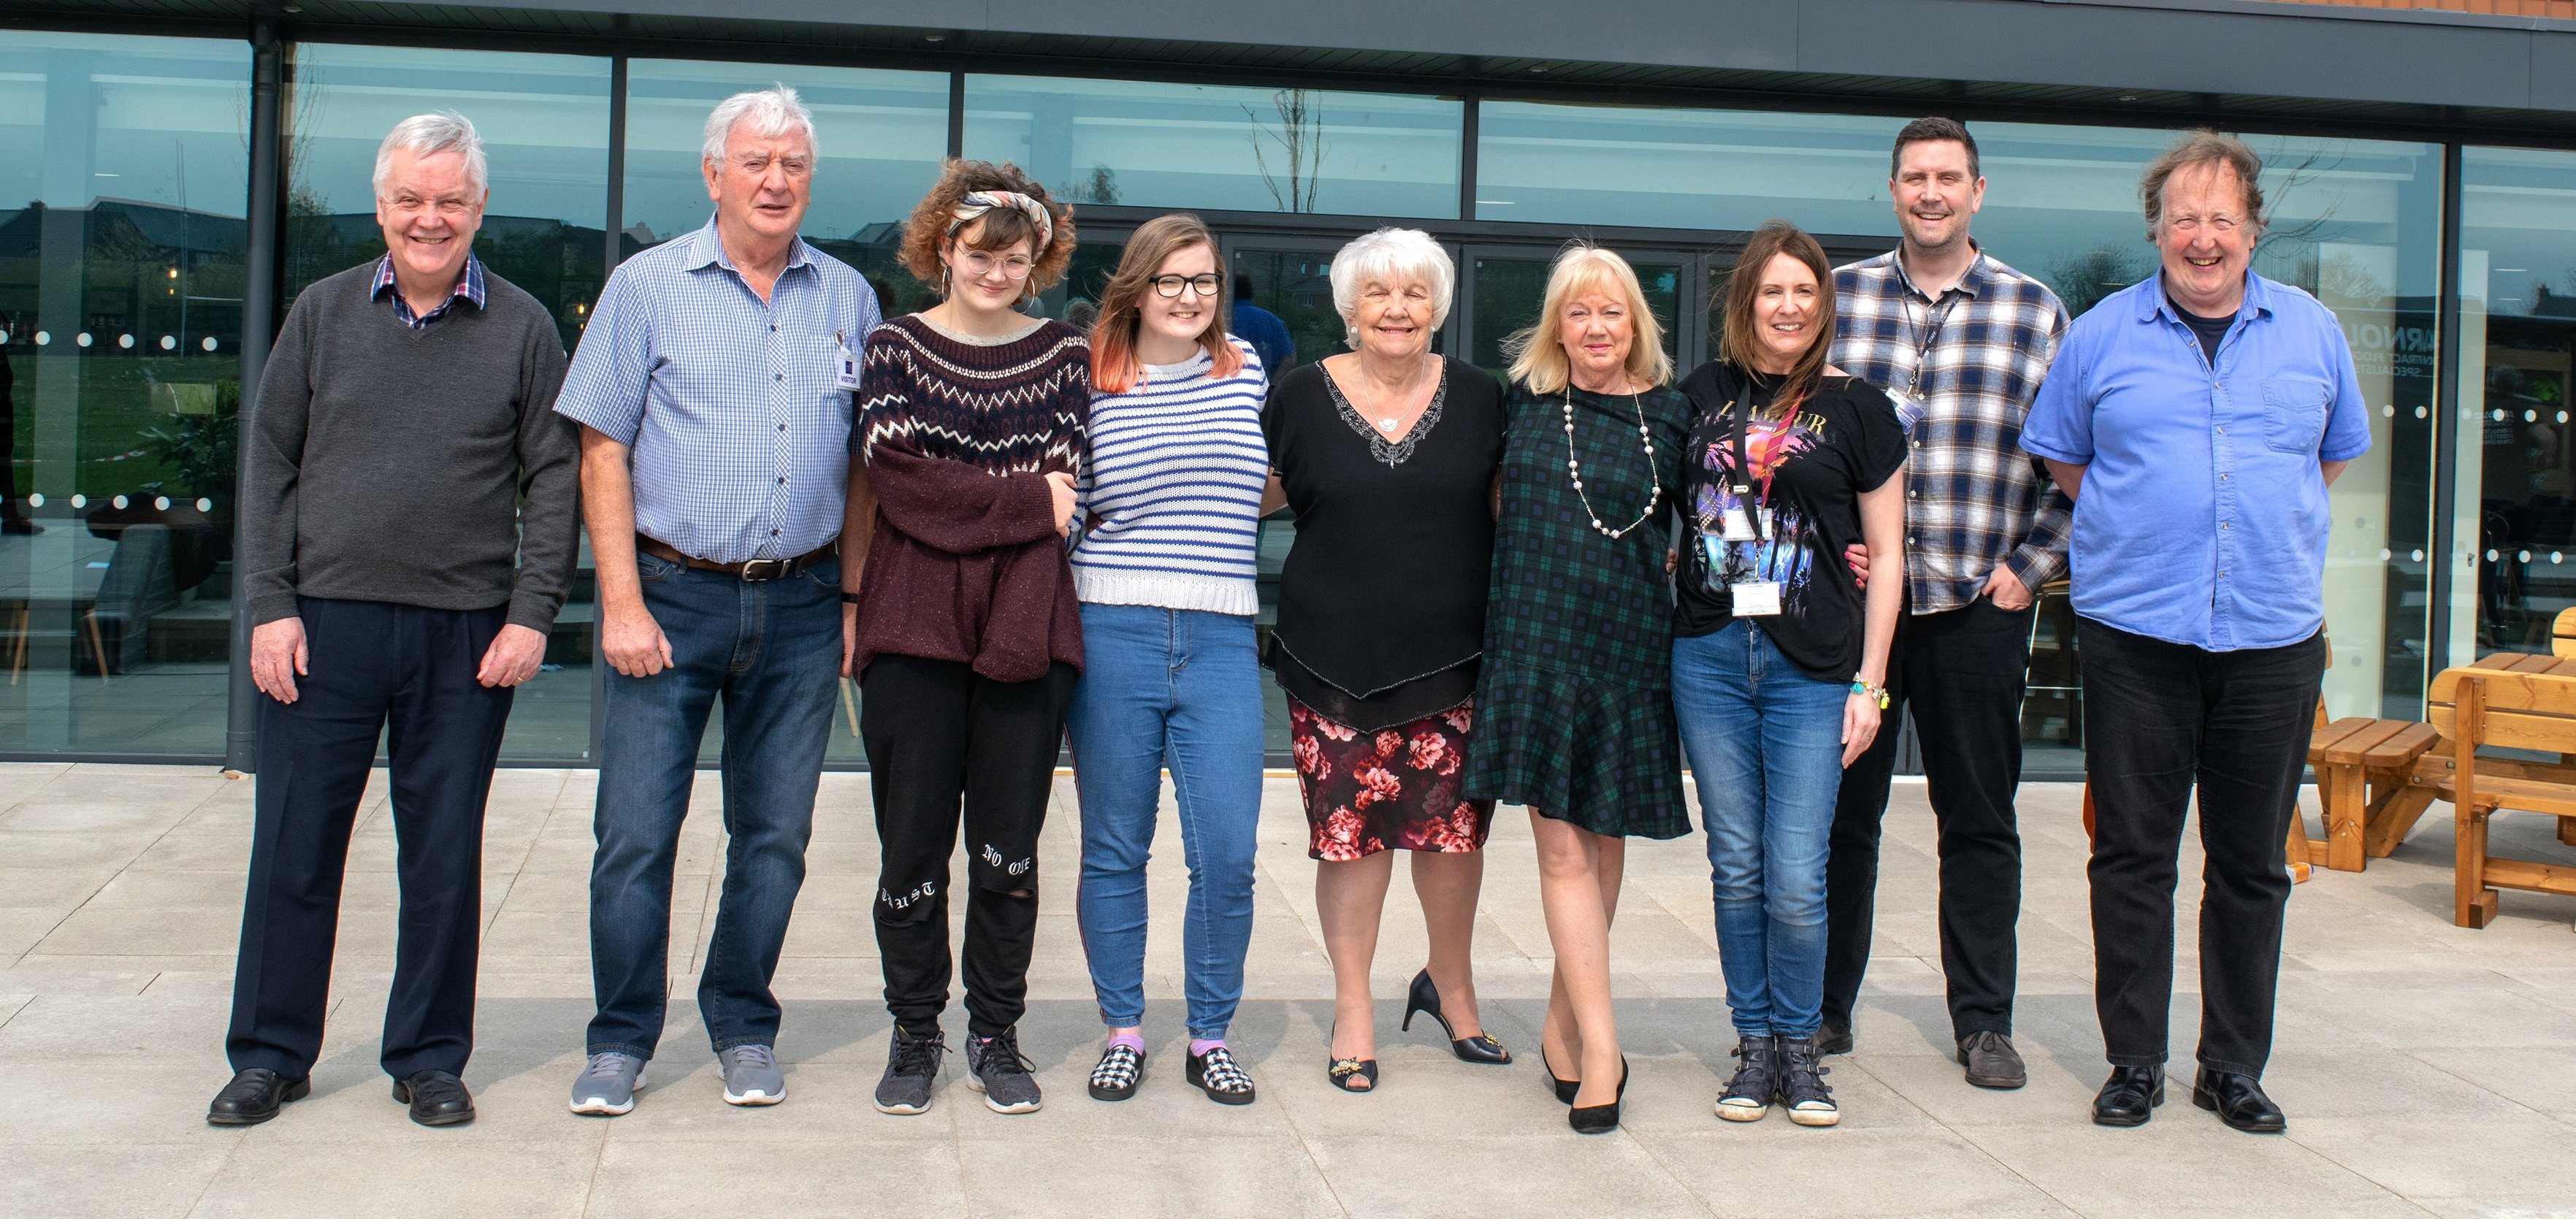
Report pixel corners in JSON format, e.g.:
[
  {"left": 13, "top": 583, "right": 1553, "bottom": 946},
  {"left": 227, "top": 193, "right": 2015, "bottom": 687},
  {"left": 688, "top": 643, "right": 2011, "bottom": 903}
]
[{"left": 1673, "top": 361, "right": 1908, "bottom": 681}]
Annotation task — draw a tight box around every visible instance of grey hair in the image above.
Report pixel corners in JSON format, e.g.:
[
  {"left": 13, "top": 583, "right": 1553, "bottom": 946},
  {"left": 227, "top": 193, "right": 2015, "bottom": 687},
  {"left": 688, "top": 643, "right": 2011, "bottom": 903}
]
[
  {"left": 372, "top": 111, "right": 487, "bottom": 198},
  {"left": 2141, "top": 129, "right": 2266, "bottom": 238},
  {"left": 703, "top": 84, "right": 819, "bottom": 164},
  {"left": 1327, "top": 227, "right": 1455, "bottom": 348}
]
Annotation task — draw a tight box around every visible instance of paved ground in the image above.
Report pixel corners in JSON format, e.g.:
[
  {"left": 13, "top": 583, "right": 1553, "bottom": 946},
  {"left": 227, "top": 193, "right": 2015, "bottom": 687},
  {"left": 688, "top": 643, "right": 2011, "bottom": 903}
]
[{"left": 2, "top": 762, "right": 2572, "bottom": 1218}]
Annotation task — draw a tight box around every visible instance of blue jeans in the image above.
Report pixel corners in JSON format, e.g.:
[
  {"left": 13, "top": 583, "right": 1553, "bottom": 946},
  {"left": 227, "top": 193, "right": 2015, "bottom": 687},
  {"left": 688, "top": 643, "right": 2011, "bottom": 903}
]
[
  {"left": 1065, "top": 603, "right": 1264, "bottom": 1039},
  {"left": 1673, "top": 621, "right": 1850, "bottom": 1039},
  {"left": 586, "top": 551, "right": 841, "bottom": 1059}
]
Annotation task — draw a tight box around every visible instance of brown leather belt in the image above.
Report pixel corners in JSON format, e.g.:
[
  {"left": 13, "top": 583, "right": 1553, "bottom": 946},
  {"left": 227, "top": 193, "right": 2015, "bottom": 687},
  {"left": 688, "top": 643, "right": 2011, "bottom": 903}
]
[{"left": 637, "top": 534, "right": 836, "bottom": 582}]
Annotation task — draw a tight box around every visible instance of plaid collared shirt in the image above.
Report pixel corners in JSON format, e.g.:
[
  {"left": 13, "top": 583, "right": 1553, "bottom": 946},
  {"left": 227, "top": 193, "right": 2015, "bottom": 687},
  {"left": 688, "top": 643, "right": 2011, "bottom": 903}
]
[
  {"left": 370, "top": 253, "right": 486, "bottom": 329},
  {"left": 1831, "top": 246, "right": 2071, "bottom": 614}
]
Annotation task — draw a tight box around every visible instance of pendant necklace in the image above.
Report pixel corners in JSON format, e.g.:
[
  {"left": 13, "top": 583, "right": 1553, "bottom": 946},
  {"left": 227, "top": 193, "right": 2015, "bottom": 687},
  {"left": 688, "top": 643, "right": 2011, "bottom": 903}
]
[{"left": 1563, "top": 385, "right": 1662, "bottom": 538}]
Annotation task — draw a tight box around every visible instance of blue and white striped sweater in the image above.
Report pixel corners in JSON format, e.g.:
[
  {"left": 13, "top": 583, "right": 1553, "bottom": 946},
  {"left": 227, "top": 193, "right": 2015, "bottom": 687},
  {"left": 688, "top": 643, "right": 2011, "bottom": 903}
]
[{"left": 1071, "top": 337, "right": 1270, "bottom": 616}]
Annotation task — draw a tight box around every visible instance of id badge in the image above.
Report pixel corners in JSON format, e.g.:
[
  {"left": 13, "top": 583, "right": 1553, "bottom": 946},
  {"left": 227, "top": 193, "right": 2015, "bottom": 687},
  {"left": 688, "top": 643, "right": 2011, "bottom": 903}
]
[
  {"left": 1730, "top": 580, "right": 1784, "bottom": 617},
  {"left": 1720, "top": 506, "right": 1757, "bottom": 542},
  {"left": 1886, "top": 386, "right": 1927, "bottom": 433},
  {"left": 833, "top": 351, "right": 863, "bottom": 394}
]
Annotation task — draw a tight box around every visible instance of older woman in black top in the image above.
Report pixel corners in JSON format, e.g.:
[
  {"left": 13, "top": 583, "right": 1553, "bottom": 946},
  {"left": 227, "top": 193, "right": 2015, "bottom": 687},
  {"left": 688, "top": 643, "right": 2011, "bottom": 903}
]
[{"left": 1264, "top": 227, "right": 1507, "bottom": 1093}]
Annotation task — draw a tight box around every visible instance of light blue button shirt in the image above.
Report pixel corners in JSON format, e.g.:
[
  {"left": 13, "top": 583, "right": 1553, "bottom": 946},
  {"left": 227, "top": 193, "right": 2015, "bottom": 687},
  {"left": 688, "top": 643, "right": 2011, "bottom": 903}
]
[
  {"left": 2020, "top": 271, "right": 2371, "bottom": 651},
  {"left": 555, "top": 218, "right": 880, "bottom": 564}
]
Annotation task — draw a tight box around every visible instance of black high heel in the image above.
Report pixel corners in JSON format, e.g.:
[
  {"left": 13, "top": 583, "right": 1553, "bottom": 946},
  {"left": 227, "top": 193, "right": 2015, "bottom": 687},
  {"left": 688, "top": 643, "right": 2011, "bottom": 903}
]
[
  {"left": 1402, "top": 968, "right": 1512, "bottom": 1064},
  {"left": 1326, "top": 1022, "right": 1378, "bottom": 1093},
  {"left": 1539, "top": 1044, "right": 1579, "bottom": 1106},
  {"left": 1569, "top": 1058, "right": 1629, "bottom": 1134}
]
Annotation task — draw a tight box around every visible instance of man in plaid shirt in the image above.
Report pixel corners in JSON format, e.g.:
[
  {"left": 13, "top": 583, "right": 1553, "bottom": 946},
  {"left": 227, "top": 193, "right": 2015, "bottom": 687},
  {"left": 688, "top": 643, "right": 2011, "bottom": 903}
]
[{"left": 1822, "top": 118, "right": 2070, "bottom": 1091}]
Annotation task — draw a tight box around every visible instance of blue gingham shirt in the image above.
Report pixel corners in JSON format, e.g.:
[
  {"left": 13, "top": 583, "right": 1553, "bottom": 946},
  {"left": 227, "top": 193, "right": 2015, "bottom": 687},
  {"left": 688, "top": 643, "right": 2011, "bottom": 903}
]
[
  {"left": 555, "top": 218, "right": 879, "bottom": 564},
  {"left": 370, "top": 253, "right": 486, "bottom": 329},
  {"left": 1832, "top": 246, "right": 2071, "bottom": 612},
  {"left": 2021, "top": 272, "right": 2371, "bottom": 651}
]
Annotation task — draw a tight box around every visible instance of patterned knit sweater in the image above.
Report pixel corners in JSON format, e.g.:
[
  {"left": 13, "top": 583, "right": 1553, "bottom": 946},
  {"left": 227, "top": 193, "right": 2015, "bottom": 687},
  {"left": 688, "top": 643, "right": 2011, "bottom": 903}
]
[
  {"left": 1070, "top": 337, "right": 1269, "bottom": 616},
  {"left": 850, "top": 313, "right": 1090, "bottom": 682}
]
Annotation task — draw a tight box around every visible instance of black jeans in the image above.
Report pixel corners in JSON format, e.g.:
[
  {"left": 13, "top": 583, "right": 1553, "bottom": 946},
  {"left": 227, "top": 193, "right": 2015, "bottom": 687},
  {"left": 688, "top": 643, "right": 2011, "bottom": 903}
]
[
  {"left": 2079, "top": 616, "right": 2322, "bottom": 1077},
  {"left": 860, "top": 654, "right": 1077, "bottom": 1039},
  {"left": 1824, "top": 593, "right": 2030, "bottom": 1040},
  {"left": 226, "top": 598, "right": 513, "bottom": 1080}
]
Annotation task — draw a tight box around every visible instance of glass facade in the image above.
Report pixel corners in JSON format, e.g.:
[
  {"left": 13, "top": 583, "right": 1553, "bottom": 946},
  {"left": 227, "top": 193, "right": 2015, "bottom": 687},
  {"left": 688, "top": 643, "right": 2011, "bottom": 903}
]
[
  {"left": 0, "top": 22, "right": 2528, "bottom": 770},
  {"left": 2459, "top": 147, "right": 2576, "bottom": 664},
  {"left": 0, "top": 31, "right": 251, "bottom": 756}
]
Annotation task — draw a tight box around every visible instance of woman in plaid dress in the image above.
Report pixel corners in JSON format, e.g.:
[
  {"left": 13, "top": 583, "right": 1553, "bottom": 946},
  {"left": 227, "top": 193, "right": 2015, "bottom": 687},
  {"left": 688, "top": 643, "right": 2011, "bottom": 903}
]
[{"left": 1463, "top": 244, "right": 1693, "bottom": 1134}]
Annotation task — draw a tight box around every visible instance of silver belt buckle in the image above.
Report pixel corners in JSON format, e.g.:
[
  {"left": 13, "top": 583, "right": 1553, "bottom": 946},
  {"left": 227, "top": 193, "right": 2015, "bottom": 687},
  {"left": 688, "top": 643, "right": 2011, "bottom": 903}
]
[{"left": 738, "top": 557, "right": 790, "bottom": 582}]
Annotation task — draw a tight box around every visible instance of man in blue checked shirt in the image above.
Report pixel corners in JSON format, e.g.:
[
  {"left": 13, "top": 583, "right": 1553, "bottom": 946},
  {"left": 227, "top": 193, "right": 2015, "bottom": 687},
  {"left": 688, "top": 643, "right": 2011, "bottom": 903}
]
[
  {"left": 554, "top": 85, "right": 879, "bottom": 1117},
  {"left": 2022, "top": 130, "right": 2368, "bottom": 1137},
  {"left": 1822, "top": 118, "right": 2068, "bottom": 1092}
]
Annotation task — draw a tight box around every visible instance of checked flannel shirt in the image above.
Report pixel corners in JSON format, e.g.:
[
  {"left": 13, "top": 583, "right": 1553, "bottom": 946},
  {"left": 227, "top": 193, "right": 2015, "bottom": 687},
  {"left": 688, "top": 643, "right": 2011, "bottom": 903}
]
[{"left": 1830, "top": 245, "right": 2072, "bottom": 614}]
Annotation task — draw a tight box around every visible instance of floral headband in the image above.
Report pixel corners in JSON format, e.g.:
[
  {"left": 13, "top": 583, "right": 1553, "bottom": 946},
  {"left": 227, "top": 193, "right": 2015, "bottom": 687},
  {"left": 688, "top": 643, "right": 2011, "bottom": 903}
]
[{"left": 947, "top": 190, "right": 1053, "bottom": 252}]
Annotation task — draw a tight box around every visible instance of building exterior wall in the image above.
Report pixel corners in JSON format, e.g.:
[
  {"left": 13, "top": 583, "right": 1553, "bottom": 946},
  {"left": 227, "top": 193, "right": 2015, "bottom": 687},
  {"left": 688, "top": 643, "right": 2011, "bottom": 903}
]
[{"left": 0, "top": 5, "right": 2571, "bottom": 772}]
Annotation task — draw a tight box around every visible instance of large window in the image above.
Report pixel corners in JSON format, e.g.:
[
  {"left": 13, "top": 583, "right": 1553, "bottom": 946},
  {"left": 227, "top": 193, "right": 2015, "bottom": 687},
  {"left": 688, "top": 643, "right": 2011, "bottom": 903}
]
[
  {"left": 2458, "top": 147, "right": 2576, "bottom": 668},
  {"left": 1477, "top": 103, "right": 1901, "bottom": 233},
  {"left": 0, "top": 31, "right": 251, "bottom": 755},
  {"left": 285, "top": 44, "right": 610, "bottom": 760},
  {"left": 964, "top": 76, "right": 1461, "bottom": 219}
]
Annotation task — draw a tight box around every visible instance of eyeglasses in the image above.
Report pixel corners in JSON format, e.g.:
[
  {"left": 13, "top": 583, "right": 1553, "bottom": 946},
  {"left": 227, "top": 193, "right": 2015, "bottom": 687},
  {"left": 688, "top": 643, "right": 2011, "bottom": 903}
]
[
  {"left": 959, "top": 250, "right": 1033, "bottom": 280},
  {"left": 1148, "top": 273, "right": 1223, "bottom": 299},
  {"left": 2162, "top": 213, "right": 2244, "bottom": 235}
]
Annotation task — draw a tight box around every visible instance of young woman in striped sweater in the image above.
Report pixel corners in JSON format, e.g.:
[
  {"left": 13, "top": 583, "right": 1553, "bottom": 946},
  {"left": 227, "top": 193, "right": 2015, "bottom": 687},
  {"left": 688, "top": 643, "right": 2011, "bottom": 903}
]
[{"left": 1066, "top": 213, "right": 1274, "bottom": 1106}]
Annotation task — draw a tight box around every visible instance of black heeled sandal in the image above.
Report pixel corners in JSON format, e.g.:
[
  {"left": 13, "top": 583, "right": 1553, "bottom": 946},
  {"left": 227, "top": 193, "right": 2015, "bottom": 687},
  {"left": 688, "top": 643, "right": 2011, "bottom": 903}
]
[
  {"left": 1402, "top": 968, "right": 1512, "bottom": 1064},
  {"left": 1326, "top": 1023, "right": 1378, "bottom": 1093},
  {"left": 1569, "top": 1058, "right": 1629, "bottom": 1135}
]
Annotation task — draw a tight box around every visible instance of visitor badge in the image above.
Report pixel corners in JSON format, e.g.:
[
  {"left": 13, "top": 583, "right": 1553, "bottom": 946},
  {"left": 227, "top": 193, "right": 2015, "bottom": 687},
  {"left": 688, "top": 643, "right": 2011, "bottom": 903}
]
[
  {"left": 1730, "top": 579, "right": 1783, "bottom": 617},
  {"left": 1721, "top": 506, "right": 1757, "bottom": 542},
  {"left": 1885, "top": 386, "right": 1927, "bottom": 432},
  {"left": 834, "top": 351, "right": 862, "bottom": 393}
]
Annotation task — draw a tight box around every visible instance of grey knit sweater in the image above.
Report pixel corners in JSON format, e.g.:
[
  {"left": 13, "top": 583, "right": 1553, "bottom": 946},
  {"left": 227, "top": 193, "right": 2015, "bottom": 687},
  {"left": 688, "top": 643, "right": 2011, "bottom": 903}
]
[{"left": 242, "top": 261, "right": 580, "bottom": 632}]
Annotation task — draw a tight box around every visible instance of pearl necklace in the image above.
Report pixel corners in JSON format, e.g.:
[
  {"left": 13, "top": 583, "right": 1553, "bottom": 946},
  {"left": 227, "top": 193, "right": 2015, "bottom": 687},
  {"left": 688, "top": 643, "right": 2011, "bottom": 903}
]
[{"left": 1563, "top": 385, "right": 1662, "bottom": 538}]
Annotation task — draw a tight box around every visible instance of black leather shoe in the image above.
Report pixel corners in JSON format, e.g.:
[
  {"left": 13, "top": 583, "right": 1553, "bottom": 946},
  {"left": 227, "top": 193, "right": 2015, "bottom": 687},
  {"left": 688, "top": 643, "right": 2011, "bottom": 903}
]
[
  {"left": 207, "top": 1068, "right": 310, "bottom": 1126},
  {"left": 1957, "top": 1031, "right": 2027, "bottom": 1090},
  {"left": 1402, "top": 968, "right": 1511, "bottom": 1064},
  {"left": 2193, "top": 1068, "right": 2286, "bottom": 1134},
  {"left": 1814, "top": 1017, "right": 1853, "bottom": 1056},
  {"left": 2091, "top": 1066, "right": 2165, "bottom": 1127},
  {"left": 391, "top": 1070, "right": 475, "bottom": 1127}
]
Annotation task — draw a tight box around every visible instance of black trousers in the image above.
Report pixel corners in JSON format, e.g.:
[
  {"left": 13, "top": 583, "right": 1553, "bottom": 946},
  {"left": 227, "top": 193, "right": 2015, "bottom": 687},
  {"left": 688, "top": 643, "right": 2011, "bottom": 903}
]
[
  {"left": 860, "top": 654, "right": 1077, "bottom": 1039},
  {"left": 2079, "top": 616, "right": 2322, "bottom": 1077},
  {"left": 1824, "top": 593, "right": 2031, "bottom": 1039},
  {"left": 226, "top": 598, "right": 513, "bottom": 1080}
]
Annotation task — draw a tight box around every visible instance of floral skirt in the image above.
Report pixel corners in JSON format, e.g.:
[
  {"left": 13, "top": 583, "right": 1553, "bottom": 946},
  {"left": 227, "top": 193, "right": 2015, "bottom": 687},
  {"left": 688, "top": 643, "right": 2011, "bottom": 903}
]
[{"left": 1287, "top": 695, "right": 1494, "bottom": 861}]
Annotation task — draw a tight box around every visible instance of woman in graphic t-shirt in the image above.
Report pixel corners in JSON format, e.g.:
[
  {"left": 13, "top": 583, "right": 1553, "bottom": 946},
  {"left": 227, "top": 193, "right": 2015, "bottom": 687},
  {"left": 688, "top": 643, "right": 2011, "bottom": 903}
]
[{"left": 1671, "top": 221, "right": 1906, "bottom": 1131}]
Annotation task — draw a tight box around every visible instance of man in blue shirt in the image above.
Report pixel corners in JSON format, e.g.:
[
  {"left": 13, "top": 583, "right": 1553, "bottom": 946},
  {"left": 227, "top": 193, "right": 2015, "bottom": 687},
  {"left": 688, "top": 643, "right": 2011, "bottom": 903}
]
[
  {"left": 1230, "top": 275, "right": 1293, "bottom": 372},
  {"left": 554, "top": 86, "right": 879, "bottom": 1117},
  {"left": 2022, "top": 131, "right": 2369, "bottom": 1137}
]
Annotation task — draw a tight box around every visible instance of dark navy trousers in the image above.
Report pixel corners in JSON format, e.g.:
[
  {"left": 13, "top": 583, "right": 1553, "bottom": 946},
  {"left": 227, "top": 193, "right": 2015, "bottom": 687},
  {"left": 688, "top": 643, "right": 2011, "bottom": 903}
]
[{"left": 226, "top": 597, "right": 513, "bottom": 1081}]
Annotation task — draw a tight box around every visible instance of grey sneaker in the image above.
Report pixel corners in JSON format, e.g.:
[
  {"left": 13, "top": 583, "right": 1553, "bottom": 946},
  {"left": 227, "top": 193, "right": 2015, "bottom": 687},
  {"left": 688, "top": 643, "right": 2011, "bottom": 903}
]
[
  {"left": 719, "top": 1044, "right": 787, "bottom": 1106},
  {"left": 874, "top": 1027, "right": 945, "bottom": 1116},
  {"left": 569, "top": 1051, "right": 647, "bottom": 1116},
  {"left": 964, "top": 1026, "right": 1044, "bottom": 1114}
]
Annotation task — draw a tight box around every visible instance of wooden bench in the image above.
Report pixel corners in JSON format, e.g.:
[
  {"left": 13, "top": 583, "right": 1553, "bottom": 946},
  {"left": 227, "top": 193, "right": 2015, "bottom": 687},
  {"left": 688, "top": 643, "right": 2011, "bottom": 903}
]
[
  {"left": 2301, "top": 716, "right": 2439, "bottom": 871},
  {"left": 2424, "top": 663, "right": 2576, "bottom": 928}
]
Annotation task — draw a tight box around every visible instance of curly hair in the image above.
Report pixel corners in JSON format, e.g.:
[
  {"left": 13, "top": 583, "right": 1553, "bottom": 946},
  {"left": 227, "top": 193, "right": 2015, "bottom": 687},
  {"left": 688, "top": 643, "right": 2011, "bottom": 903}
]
[{"left": 898, "top": 158, "right": 1077, "bottom": 299}]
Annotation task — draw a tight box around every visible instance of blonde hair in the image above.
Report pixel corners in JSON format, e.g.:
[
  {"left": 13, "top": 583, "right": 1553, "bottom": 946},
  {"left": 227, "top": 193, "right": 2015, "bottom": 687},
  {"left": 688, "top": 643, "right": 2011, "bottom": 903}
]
[{"left": 1502, "top": 242, "right": 1672, "bottom": 395}]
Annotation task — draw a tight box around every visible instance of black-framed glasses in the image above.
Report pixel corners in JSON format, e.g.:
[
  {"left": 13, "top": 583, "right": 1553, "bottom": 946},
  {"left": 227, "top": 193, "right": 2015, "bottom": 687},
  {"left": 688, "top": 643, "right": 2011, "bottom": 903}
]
[{"left": 1149, "top": 273, "right": 1223, "bottom": 298}]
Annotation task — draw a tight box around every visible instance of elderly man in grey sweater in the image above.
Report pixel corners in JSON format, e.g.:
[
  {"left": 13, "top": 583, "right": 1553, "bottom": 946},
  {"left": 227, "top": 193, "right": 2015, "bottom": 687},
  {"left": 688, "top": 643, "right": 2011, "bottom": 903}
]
[{"left": 208, "top": 112, "right": 580, "bottom": 1131}]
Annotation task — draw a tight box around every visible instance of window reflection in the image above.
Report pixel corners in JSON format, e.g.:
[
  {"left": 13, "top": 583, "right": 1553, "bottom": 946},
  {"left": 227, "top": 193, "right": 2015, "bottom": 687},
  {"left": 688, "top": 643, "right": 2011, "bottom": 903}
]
[
  {"left": 965, "top": 76, "right": 1461, "bottom": 218},
  {"left": 2461, "top": 147, "right": 2576, "bottom": 666},
  {"left": 285, "top": 44, "right": 609, "bottom": 760},
  {"left": 0, "top": 31, "right": 251, "bottom": 755}
]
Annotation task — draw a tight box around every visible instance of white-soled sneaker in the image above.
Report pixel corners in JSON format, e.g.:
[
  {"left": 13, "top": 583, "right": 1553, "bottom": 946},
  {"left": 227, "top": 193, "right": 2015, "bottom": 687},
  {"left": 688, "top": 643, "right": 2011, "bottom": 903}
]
[
  {"left": 719, "top": 1044, "right": 787, "bottom": 1106},
  {"left": 570, "top": 1051, "right": 648, "bottom": 1116}
]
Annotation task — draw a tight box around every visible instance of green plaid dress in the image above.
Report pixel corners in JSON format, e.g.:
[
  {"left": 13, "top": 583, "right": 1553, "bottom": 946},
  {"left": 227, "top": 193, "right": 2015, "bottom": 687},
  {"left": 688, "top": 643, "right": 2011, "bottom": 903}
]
[{"left": 1462, "top": 380, "right": 1695, "bottom": 838}]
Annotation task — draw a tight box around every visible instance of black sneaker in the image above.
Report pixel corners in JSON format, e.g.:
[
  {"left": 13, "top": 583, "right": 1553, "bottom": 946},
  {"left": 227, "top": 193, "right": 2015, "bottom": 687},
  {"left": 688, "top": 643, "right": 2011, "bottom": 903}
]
[
  {"left": 965, "top": 1026, "right": 1043, "bottom": 1114},
  {"left": 1187, "top": 1045, "right": 1256, "bottom": 1106},
  {"left": 874, "top": 1026, "right": 945, "bottom": 1115},
  {"left": 1778, "top": 1034, "right": 1840, "bottom": 1127},
  {"left": 1715, "top": 1034, "right": 1778, "bottom": 1122},
  {"left": 1088, "top": 1042, "right": 1144, "bottom": 1101}
]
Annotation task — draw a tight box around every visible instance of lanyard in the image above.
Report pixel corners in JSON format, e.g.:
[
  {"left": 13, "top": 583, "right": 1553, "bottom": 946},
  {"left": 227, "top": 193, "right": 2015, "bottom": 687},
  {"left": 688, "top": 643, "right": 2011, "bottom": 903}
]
[
  {"left": 1730, "top": 387, "right": 1767, "bottom": 543},
  {"left": 1901, "top": 289, "right": 1962, "bottom": 399}
]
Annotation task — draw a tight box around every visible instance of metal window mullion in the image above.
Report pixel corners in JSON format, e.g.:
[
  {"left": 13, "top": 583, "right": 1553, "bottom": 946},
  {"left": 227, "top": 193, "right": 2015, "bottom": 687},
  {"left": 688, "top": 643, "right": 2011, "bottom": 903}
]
[
  {"left": 223, "top": 17, "right": 286, "bottom": 774},
  {"left": 2424, "top": 140, "right": 2466, "bottom": 698}
]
